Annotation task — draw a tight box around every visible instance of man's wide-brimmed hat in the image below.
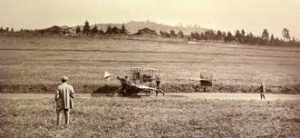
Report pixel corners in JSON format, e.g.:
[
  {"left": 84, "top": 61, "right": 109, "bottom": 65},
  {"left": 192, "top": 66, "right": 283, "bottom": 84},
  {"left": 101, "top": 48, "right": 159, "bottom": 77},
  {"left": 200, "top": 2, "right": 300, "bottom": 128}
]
[{"left": 62, "top": 76, "right": 69, "bottom": 81}]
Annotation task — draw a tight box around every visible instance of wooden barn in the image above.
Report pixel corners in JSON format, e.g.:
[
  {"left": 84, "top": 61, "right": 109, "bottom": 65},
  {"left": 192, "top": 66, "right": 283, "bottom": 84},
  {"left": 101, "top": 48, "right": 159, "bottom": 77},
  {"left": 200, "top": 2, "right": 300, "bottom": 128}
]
[
  {"left": 106, "top": 27, "right": 123, "bottom": 34},
  {"left": 136, "top": 28, "right": 157, "bottom": 36},
  {"left": 42, "top": 26, "right": 67, "bottom": 35}
]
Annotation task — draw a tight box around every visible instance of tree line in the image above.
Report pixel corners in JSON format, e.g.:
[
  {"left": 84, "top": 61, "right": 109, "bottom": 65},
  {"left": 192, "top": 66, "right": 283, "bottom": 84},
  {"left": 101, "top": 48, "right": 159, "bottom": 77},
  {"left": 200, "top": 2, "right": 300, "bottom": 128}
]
[
  {"left": 0, "top": 27, "right": 38, "bottom": 33},
  {"left": 0, "top": 27, "right": 14, "bottom": 33},
  {"left": 189, "top": 28, "right": 298, "bottom": 46},
  {"left": 1, "top": 20, "right": 299, "bottom": 46},
  {"left": 76, "top": 21, "right": 127, "bottom": 35}
]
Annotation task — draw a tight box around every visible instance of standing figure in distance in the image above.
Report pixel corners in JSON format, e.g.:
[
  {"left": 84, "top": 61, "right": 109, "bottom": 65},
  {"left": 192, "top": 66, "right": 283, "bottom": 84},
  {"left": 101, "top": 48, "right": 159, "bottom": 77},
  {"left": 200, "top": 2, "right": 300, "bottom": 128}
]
[
  {"left": 117, "top": 76, "right": 129, "bottom": 96},
  {"left": 155, "top": 75, "right": 165, "bottom": 96},
  {"left": 55, "top": 76, "right": 75, "bottom": 126},
  {"left": 258, "top": 82, "right": 266, "bottom": 100}
]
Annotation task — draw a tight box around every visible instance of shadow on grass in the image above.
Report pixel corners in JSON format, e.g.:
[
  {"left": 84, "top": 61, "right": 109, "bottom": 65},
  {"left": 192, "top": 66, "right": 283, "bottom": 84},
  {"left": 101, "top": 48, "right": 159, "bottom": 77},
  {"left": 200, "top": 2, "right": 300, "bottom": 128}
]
[
  {"left": 90, "top": 85, "right": 118, "bottom": 97},
  {"left": 90, "top": 85, "right": 143, "bottom": 98},
  {"left": 1, "top": 83, "right": 300, "bottom": 94}
]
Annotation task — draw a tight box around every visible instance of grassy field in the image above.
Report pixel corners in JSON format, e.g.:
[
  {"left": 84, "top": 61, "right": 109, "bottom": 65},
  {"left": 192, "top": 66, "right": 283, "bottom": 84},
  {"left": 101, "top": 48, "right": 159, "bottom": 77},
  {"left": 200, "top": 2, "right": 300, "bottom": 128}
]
[
  {"left": 0, "top": 36, "right": 300, "bottom": 93},
  {"left": 0, "top": 96, "right": 299, "bottom": 137}
]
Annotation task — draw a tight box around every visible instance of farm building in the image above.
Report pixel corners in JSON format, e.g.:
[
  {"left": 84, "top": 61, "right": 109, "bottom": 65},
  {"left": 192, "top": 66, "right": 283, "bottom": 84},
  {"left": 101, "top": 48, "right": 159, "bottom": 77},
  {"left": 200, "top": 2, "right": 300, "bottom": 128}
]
[
  {"left": 41, "top": 25, "right": 76, "bottom": 36},
  {"left": 65, "top": 28, "right": 77, "bottom": 36},
  {"left": 136, "top": 28, "right": 157, "bottom": 36},
  {"left": 42, "top": 26, "right": 67, "bottom": 35},
  {"left": 106, "top": 27, "right": 123, "bottom": 34}
]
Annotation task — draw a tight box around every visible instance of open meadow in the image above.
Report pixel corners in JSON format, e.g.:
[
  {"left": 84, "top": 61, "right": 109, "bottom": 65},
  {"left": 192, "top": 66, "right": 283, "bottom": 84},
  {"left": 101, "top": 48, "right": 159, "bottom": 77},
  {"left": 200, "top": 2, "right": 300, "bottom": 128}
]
[
  {"left": 1, "top": 36, "right": 300, "bottom": 137},
  {"left": 0, "top": 36, "right": 300, "bottom": 93},
  {"left": 1, "top": 0, "right": 300, "bottom": 137},
  {"left": 0, "top": 94, "right": 300, "bottom": 137}
]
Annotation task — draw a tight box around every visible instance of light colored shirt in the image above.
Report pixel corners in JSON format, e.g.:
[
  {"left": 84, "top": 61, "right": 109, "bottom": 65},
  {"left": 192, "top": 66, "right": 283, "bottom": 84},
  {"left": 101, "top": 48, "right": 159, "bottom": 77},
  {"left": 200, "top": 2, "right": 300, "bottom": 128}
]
[{"left": 55, "top": 82, "right": 75, "bottom": 110}]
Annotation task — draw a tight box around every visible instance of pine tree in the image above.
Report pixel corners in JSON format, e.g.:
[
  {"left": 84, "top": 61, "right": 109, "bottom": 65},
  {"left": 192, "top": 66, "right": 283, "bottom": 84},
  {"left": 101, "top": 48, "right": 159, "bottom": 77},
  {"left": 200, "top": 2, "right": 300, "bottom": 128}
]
[
  {"left": 194, "top": 32, "right": 200, "bottom": 40},
  {"left": 246, "top": 32, "right": 254, "bottom": 44},
  {"left": 177, "top": 31, "right": 184, "bottom": 38},
  {"left": 82, "top": 21, "right": 90, "bottom": 35},
  {"left": 270, "top": 34, "right": 275, "bottom": 41},
  {"left": 217, "top": 30, "right": 222, "bottom": 40},
  {"left": 203, "top": 30, "right": 215, "bottom": 40},
  {"left": 235, "top": 30, "right": 241, "bottom": 41},
  {"left": 160, "top": 30, "right": 165, "bottom": 36},
  {"left": 225, "top": 32, "right": 233, "bottom": 42},
  {"left": 160, "top": 31, "right": 170, "bottom": 38},
  {"left": 241, "top": 29, "right": 245, "bottom": 37},
  {"left": 121, "top": 24, "right": 127, "bottom": 34},
  {"left": 270, "top": 34, "right": 275, "bottom": 45},
  {"left": 282, "top": 28, "right": 290, "bottom": 41},
  {"left": 222, "top": 32, "right": 227, "bottom": 40},
  {"left": 76, "top": 26, "right": 81, "bottom": 34},
  {"left": 170, "top": 30, "right": 176, "bottom": 37},
  {"left": 261, "top": 29, "right": 269, "bottom": 41},
  {"left": 106, "top": 25, "right": 112, "bottom": 34},
  {"left": 91, "top": 25, "right": 98, "bottom": 34}
]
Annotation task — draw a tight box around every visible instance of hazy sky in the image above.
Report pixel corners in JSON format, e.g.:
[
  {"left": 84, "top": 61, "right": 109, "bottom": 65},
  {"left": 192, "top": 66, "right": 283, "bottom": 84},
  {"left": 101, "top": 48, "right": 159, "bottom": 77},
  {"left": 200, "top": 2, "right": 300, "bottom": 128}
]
[{"left": 1, "top": 0, "right": 300, "bottom": 39}]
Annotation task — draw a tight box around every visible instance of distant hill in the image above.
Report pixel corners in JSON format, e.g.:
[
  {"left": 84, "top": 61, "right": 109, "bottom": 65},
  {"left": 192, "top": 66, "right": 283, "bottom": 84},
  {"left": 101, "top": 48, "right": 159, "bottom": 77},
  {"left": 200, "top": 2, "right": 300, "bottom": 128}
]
[{"left": 72, "top": 20, "right": 211, "bottom": 35}]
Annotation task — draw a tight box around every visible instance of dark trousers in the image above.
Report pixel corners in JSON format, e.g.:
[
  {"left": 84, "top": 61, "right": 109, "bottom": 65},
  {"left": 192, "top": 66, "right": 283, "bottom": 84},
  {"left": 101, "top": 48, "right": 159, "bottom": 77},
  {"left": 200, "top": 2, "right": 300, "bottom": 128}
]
[
  {"left": 121, "top": 87, "right": 127, "bottom": 96},
  {"left": 57, "top": 109, "right": 70, "bottom": 126},
  {"left": 260, "top": 93, "right": 265, "bottom": 99}
]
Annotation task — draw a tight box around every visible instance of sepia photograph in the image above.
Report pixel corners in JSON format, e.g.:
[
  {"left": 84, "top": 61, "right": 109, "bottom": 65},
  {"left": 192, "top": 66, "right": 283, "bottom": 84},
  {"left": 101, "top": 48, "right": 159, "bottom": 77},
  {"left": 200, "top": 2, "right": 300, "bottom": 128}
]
[{"left": 0, "top": 0, "right": 300, "bottom": 137}]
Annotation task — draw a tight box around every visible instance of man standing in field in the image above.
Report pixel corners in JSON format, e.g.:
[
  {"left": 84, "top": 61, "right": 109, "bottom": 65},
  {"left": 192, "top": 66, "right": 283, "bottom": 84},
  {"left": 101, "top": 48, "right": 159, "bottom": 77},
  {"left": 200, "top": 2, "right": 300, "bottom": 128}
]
[
  {"left": 155, "top": 75, "right": 165, "bottom": 96},
  {"left": 55, "top": 76, "right": 75, "bottom": 126},
  {"left": 117, "top": 76, "right": 129, "bottom": 96},
  {"left": 258, "top": 82, "right": 266, "bottom": 100}
]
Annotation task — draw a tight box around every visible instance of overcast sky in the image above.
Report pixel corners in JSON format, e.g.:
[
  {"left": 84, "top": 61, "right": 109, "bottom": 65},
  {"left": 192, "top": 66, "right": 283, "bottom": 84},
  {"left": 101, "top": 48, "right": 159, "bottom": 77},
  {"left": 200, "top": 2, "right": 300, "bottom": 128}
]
[{"left": 1, "top": 0, "right": 299, "bottom": 39}]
